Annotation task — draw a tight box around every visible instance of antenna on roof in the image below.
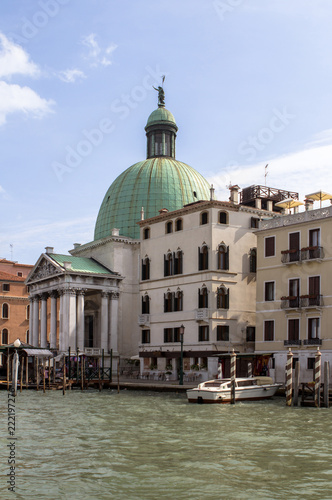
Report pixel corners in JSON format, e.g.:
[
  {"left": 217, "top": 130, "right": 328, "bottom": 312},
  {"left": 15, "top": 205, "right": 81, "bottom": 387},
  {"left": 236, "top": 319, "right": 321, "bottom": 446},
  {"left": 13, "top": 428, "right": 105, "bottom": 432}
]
[
  {"left": 264, "top": 164, "right": 269, "bottom": 186},
  {"left": 10, "top": 244, "right": 13, "bottom": 261}
]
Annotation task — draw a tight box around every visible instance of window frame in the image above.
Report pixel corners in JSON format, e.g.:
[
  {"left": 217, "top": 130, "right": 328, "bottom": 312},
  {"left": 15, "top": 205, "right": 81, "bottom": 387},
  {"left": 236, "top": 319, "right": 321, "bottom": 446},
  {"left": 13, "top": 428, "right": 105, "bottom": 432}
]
[
  {"left": 264, "top": 320, "right": 274, "bottom": 341},
  {"left": 200, "top": 211, "right": 209, "bottom": 225},
  {"left": 2, "top": 303, "right": 9, "bottom": 319},
  {"left": 199, "top": 325, "right": 209, "bottom": 342},
  {"left": 217, "top": 325, "right": 229, "bottom": 341},
  {"left": 264, "top": 236, "right": 275, "bottom": 258},
  {"left": 264, "top": 281, "right": 275, "bottom": 302},
  {"left": 141, "top": 329, "right": 150, "bottom": 344}
]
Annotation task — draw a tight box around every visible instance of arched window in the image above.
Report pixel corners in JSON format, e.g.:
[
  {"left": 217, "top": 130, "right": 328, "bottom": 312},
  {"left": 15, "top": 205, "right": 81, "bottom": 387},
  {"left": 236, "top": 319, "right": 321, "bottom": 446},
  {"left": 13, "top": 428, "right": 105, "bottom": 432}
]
[
  {"left": 26, "top": 330, "right": 30, "bottom": 344},
  {"left": 198, "top": 245, "right": 209, "bottom": 271},
  {"left": 164, "top": 252, "right": 173, "bottom": 277},
  {"left": 141, "top": 295, "right": 150, "bottom": 314},
  {"left": 200, "top": 212, "right": 208, "bottom": 225},
  {"left": 198, "top": 286, "right": 208, "bottom": 308},
  {"left": 175, "top": 218, "right": 183, "bottom": 231},
  {"left": 217, "top": 286, "right": 229, "bottom": 309},
  {"left": 217, "top": 244, "right": 229, "bottom": 270},
  {"left": 2, "top": 303, "right": 9, "bottom": 319},
  {"left": 165, "top": 221, "right": 173, "bottom": 234},
  {"left": 141, "top": 257, "right": 150, "bottom": 280},
  {"left": 164, "top": 291, "right": 173, "bottom": 313},
  {"left": 26, "top": 304, "right": 30, "bottom": 320},
  {"left": 174, "top": 290, "right": 183, "bottom": 312},
  {"left": 174, "top": 250, "right": 183, "bottom": 275},
  {"left": 249, "top": 248, "right": 257, "bottom": 273},
  {"left": 1, "top": 328, "right": 8, "bottom": 344},
  {"left": 143, "top": 227, "right": 150, "bottom": 240}
]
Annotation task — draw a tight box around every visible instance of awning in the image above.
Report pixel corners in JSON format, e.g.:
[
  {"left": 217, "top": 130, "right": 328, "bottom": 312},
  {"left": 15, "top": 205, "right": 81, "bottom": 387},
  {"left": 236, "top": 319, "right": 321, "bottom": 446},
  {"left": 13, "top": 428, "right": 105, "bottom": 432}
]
[{"left": 23, "top": 349, "right": 54, "bottom": 357}]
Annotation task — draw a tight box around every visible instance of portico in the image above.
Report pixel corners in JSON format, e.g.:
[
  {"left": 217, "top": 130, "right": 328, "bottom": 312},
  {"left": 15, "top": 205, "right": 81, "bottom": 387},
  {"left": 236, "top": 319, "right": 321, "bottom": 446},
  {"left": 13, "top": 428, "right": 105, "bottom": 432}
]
[{"left": 26, "top": 249, "right": 122, "bottom": 364}]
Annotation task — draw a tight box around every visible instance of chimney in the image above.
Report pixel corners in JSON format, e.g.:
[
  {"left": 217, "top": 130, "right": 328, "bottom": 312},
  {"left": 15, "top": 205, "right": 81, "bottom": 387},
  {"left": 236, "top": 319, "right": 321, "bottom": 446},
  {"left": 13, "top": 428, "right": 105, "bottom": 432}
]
[
  {"left": 63, "top": 261, "right": 72, "bottom": 270},
  {"left": 73, "top": 243, "right": 81, "bottom": 249},
  {"left": 266, "top": 200, "right": 273, "bottom": 212},
  {"left": 45, "top": 246, "right": 54, "bottom": 255},
  {"left": 304, "top": 199, "right": 314, "bottom": 211},
  {"left": 159, "top": 208, "right": 169, "bottom": 214},
  {"left": 112, "top": 228, "right": 120, "bottom": 236},
  {"left": 141, "top": 207, "right": 145, "bottom": 221},
  {"left": 229, "top": 185, "right": 240, "bottom": 204},
  {"left": 210, "top": 184, "right": 215, "bottom": 201}
]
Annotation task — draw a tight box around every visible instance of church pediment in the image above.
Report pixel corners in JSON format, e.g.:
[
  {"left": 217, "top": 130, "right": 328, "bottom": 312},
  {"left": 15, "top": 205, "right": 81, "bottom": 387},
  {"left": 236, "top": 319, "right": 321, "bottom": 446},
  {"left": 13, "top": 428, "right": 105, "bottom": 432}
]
[{"left": 26, "top": 256, "right": 62, "bottom": 284}]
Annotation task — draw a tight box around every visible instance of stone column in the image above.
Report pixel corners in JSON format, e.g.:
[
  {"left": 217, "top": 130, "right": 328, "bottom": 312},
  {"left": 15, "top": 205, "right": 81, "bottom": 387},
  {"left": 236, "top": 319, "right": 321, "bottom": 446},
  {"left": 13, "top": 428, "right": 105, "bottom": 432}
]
[
  {"left": 49, "top": 291, "right": 58, "bottom": 349},
  {"left": 29, "top": 297, "right": 34, "bottom": 344},
  {"left": 32, "top": 295, "right": 40, "bottom": 347},
  {"left": 67, "top": 289, "right": 77, "bottom": 351},
  {"left": 109, "top": 291, "right": 119, "bottom": 355},
  {"left": 76, "top": 289, "right": 85, "bottom": 351},
  {"left": 40, "top": 293, "right": 48, "bottom": 348},
  {"left": 58, "top": 289, "right": 65, "bottom": 351},
  {"left": 162, "top": 131, "right": 165, "bottom": 155},
  {"left": 100, "top": 291, "right": 109, "bottom": 351}
]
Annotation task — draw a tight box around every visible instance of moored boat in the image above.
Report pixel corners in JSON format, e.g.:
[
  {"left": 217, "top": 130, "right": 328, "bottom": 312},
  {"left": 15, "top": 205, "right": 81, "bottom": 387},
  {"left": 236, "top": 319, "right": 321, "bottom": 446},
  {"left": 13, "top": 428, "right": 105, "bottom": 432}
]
[{"left": 186, "top": 376, "right": 282, "bottom": 404}]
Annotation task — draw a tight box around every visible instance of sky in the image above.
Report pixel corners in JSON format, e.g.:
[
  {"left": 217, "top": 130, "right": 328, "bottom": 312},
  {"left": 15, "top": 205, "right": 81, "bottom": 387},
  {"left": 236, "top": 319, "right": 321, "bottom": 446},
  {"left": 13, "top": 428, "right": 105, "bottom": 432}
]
[{"left": 1, "top": 0, "right": 332, "bottom": 265}]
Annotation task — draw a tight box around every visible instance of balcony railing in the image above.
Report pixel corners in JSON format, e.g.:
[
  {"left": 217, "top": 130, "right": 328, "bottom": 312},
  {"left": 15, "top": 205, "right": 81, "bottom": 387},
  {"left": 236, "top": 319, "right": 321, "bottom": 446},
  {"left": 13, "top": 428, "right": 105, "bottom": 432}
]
[
  {"left": 195, "top": 308, "right": 209, "bottom": 321},
  {"left": 138, "top": 314, "right": 150, "bottom": 326},
  {"left": 300, "top": 295, "right": 323, "bottom": 308},
  {"left": 284, "top": 339, "right": 302, "bottom": 346},
  {"left": 303, "top": 338, "right": 322, "bottom": 346},
  {"left": 84, "top": 348, "right": 101, "bottom": 356},
  {"left": 280, "top": 296, "right": 300, "bottom": 309},
  {"left": 281, "top": 249, "right": 301, "bottom": 264},
  {"left": 301, "top": 246, "right": 324, "bottom": 261}
]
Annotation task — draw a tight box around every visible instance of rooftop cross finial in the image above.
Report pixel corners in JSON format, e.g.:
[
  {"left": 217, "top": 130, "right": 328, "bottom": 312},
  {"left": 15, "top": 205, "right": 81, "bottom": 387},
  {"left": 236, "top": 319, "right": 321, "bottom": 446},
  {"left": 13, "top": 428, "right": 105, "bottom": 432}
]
[{"left": 153, "top": 75, "right": 165, "bottom": 107}]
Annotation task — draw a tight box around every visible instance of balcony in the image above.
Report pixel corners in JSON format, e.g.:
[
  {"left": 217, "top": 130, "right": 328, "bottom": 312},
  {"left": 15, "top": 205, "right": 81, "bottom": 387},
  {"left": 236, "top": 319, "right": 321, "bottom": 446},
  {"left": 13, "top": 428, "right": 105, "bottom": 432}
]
[
  {"left": 300, "top": 295, "right": 323, "bottom": 309},
  {"left": 281, "top": 249, "right": 300, "bottom": 264},
  {"left": 303, "top": 338, "right": 322, "bottom": 346},
  {"left": 138, "top": 314, "right": 150, "bottom": 326},
  {"left": 280, "top": 296, "right": 300, "bottom": 309},
  {"left": 284, "top": 339, "right": 302, "bottom": 346},
  {"left": 84, "top": 348, "right": 101, "bottom": 355},
  {"left": 301, "top": 246, "right": 324, "bottom": 262},
  {"left": 195, "top": 308, "right": 209, "bottom": 322}
]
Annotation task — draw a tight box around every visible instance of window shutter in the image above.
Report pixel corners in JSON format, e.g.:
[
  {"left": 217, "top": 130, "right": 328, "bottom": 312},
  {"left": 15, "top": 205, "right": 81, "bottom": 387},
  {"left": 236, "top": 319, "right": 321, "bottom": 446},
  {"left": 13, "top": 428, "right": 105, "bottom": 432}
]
[
  {"left": 225, "top": 247, "right": 229, "bottom": 270},
  {"left": 225, "top": 289, "right": 229, "bottom": 309},
  {"left": 164, "top": 254, "right": 167, "bottom": 276}
]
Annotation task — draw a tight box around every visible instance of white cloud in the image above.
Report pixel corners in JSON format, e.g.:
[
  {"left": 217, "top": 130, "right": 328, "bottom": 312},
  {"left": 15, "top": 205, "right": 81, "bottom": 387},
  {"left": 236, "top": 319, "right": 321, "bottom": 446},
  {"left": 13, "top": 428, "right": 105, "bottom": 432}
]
[
  {"left": 58, "top": 68, "right": 86, "bottom": 83},
  {"left": 0, "top": 33, "right": 40, "bottom": 78},
  {"left": 81, "top": 33, "right": 117, "bottom": 67},
  {"left": 208, "top": 131, "right": 332, "bottom": 206},
  {"left": 0, "top": 81, "right": 54, "bottom": 125}
]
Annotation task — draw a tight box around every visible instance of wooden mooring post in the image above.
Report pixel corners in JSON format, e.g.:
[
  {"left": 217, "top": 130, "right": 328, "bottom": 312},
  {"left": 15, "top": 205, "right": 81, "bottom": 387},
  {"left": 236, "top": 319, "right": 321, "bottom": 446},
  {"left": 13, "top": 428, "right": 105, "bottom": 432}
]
[
  {"left": 323, "top": 361, "right": 330, "bottom": 409},
  {"left": 293, "top": 360, "right": 300, "bottom": 406},
  {"left": 286, "top": 348, "right": 293, "bottom": 406},
  {"left": 36, "top": 357, "right": 39, "bottom": 391},
  {"left": 314, "top": 347, "right": 321, "bottom": 408},
  {"left": 247, "top": 362, "right": 252, "bottom": 378},
  {"left": 20, "top": 355, "right": 23, "bottom": 393},
  {"left": 117, "top": 358, "right": 120, "bottom": 394},
  {"left": 230, "top": 349, "right": 236, "bottom": 404},
  {"left": 63, "top": 362, "right": 66, "bottom": 396},
  {"left": 7, "top": 350, "right": 10, "bottom": 391},
  {"left": 43, "top": 358, "right": 46, "bottom": 393},
  {"left": 26, "top": 355, "right": 29, "bottom": 389}
]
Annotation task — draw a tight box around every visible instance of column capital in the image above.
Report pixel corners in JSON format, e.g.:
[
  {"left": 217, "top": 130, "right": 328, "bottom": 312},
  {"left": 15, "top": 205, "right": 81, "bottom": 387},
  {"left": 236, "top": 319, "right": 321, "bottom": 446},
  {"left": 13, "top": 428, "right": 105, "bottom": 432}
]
[
  {"left": 40, "top": 292, "right": 49, "bottom": 301},
  {"left": 50, "top": 290, "right": 59, "bottom": 299},
  {"left": 110, "top": 291, "right": 120, "bottom": 300},
  {"left": 31, "top": 294, "right": 40, "bottom": 302},
  {"left": 77, "top": 288, "right": 88, "bottom": 296},
  {"left": 101, "top": 290, "right": 110, "bottom": 298},
  {"left": 63, "top": 288, "right": 77, "bottom": 296}
]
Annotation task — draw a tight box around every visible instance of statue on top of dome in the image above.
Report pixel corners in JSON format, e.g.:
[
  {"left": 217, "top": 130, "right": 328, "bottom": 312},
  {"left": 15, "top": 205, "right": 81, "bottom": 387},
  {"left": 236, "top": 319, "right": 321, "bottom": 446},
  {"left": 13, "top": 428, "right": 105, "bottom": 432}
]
[{"left": 153, "top": 75, "right": 165, "bottom": 106}]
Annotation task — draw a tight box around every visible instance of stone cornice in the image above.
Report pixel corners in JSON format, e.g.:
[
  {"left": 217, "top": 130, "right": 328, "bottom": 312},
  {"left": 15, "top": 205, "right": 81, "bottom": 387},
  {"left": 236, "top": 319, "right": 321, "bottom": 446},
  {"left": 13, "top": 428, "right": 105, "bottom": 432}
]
[
  {"left": 258, "top": 206, "right": 332, "bottom": 231},
  {"left": 0, "top": 295, "right": 29, "bottom": 302},
  {"left": 70, "top": 235, "right": 140, "bottom": 255}
]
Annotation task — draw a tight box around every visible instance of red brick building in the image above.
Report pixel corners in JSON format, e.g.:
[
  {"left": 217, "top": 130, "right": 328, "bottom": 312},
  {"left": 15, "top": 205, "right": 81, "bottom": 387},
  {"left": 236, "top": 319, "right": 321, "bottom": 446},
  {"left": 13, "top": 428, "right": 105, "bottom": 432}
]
[{"left": 0, "top": 259, "right": 33, "bottom": 346}]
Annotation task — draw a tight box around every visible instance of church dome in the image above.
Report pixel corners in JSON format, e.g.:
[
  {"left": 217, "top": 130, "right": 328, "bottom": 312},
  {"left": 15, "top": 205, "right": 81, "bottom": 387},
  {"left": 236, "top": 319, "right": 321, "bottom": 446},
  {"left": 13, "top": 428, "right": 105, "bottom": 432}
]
[{"left": 94, "top": 91, "right": 210, "bottom": 241}]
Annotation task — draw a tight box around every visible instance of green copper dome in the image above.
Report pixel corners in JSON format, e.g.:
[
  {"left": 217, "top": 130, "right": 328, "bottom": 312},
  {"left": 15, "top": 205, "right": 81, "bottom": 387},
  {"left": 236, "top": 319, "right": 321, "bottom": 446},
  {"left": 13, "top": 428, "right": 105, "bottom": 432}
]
[
  {"left": 146, "top": 107, "right": 177, "bottom": 129},
  {"left": 94, "top": 95, "right": 210, "bottom": 241},
  {"left": 94, "top": 158, "right": 210, "bottom": 240}
]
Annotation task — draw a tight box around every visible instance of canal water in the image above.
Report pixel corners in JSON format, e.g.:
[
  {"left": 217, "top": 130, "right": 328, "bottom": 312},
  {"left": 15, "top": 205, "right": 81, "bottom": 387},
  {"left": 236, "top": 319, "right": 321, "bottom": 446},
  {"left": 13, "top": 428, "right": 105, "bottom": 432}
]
[{"left": 1, "top": 390, "right": 332, "bottom": 500}]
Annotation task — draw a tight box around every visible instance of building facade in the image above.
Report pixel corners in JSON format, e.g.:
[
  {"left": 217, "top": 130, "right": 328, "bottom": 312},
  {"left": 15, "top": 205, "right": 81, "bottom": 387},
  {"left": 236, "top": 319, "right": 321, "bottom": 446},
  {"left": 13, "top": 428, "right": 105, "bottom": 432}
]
[{"left": 255, "top": 205, "right": 332, "bottom": 383}]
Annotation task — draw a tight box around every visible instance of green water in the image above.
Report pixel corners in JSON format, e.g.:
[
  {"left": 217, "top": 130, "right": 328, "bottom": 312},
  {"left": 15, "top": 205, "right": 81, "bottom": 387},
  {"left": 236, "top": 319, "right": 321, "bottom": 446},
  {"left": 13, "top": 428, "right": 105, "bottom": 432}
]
[{"left": 1, "top": 390, "right": 332, "bottom": 500}]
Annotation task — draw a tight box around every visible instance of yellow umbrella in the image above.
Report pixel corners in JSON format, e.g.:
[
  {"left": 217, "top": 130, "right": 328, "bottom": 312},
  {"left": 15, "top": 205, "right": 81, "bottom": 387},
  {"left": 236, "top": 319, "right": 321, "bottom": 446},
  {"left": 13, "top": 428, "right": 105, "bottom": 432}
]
[
  {"left": 305, "top": 190, "right": 332, "bottom": 208},
  {"left": 275, "top": 198, "right": 304, "bottom": 212}
]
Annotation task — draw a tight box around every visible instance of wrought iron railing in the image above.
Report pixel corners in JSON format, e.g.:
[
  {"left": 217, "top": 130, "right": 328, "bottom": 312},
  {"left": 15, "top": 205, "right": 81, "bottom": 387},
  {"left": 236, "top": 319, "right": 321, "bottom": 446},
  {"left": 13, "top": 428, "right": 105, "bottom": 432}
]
[
  {"left": 284, "top": 339, "right": 302, "bottom": 346},
  {"left": 300, "top": 295, "right": 323, "bottom": 308},
  {"left": 301, "top": 246, "right": 324, "bottom": 261},
  {"left": 303, "top": 338, "right": 322, "bottom": 346}
]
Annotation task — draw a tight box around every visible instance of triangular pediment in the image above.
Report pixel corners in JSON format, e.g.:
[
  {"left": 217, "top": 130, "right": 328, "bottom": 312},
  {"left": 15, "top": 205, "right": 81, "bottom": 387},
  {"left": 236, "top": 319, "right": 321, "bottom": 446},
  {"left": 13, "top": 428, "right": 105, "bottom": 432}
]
[{"left": 26, "top": 255, "right": 62, "bottom": 284}]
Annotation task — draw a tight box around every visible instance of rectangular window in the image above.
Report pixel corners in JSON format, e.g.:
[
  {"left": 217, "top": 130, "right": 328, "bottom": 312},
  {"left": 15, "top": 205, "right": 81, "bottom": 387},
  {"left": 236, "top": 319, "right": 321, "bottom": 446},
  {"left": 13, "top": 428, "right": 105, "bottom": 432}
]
[
  {"left": 289, "top": 232, "right": 300, "bottom": 262},
  {"left": 198, "top": 288, "right": 208, "bottom": 308},
  {"left": 264, "top": 282, "right": 275, "bottom": 301},
  {"left": 288, "top": 319, "right": 299, "bottom": 341},
  {"left": 141, "top": 330, "right": 150, "bottom": 344},
  {"left": 141, "top": 259, "right": 150, "bottom": 280},
  {"left": 265, "top": 236, "right": 275, "bottom": 257},
  {"left": 292, "top": 357, "right": 299, "bottom": 370},
  {"left": 251, "top": 217, "right": 259, "bottom": 228},
  {"left": 199, "top": 325, "right": 209, "bottom": 342},
  {"left": 2, "top": 284, "right": 10, "bottom": 292},
  {"left": 198, "top": 247, "right": 209, "bottom": 271},
  {"left": 173, "top": 327, "right": 180, "bottom": 343},
  {"left": 309, "top": 228, "right": 320, "bottom": 247},
  {"left": 246, "top": 326, "right": 255, "bottom": 342},
  {"left": 309, "top": 276, "right": 320, "bottom": 296},
  {"left": 264, "top": 320, "right": 274, "bottom": 341},
  {"left": 308, "top": 318, "right": 320, "bottom": 339},
  {"left": 164, "top": 328, "right": 173, "bottom": 343},
  {"left": 307, "top": 358, "right": 315, "bottom": 370},
  {"left": 217, "top": 325, "right": 229, "bottom": 341},
  {"left": 289, "top": 278, "right": 300, "bottom": 307}
]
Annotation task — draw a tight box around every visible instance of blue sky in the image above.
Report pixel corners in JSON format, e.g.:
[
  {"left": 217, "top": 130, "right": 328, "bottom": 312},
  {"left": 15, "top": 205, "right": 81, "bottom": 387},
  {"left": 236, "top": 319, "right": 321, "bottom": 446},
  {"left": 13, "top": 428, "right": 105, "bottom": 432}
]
[{"left": 1, "top": 0, "right": 332, "bottom": 264}]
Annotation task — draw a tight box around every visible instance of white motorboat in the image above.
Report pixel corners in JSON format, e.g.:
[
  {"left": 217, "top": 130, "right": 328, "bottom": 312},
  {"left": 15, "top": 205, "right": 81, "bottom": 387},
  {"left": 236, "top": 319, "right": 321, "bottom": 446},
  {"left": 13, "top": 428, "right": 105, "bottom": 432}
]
[{"left": 186, "top": 376, "right": 282, "bottom": 404}]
